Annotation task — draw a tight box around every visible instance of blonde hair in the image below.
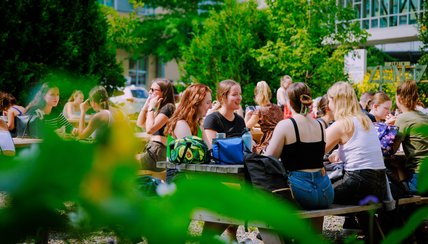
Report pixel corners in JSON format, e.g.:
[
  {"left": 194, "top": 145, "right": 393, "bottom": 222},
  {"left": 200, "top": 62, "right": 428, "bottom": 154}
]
[
  {"left": 68, "top": 90, "right": 84, "bottom": 102},
  {"left": 254, "top": 81, "right": 271, "bottom": 106},
  {"left": 327, "top": 82, "right": 371, "bottom": 132},
  {"left": 281, "top": 75, "right": 292, "bottom": 88}
]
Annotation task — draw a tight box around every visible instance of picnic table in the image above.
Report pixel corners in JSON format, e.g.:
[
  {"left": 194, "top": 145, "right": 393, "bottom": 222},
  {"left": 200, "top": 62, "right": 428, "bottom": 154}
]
[
  {"left": 13, "top": 138, "right": 42, "bottom": 148},
  {"left": 156, "top": 160, "right": 427, "bottom": 243}
]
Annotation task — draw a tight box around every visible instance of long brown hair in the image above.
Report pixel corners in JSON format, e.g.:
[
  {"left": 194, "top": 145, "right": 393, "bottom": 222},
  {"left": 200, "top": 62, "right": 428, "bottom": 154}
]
[
  {"left": 165, "top": 84, "right": 212, "bottom": 137},
  {"left": 152, "top": 78, "right": 175, "bottom": 108}
]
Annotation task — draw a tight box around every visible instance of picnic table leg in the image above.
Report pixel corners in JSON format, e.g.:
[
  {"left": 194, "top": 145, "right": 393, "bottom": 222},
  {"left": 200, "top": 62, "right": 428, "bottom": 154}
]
[{"left": 258, "top": 228, "right": 285, "bottom": 244}]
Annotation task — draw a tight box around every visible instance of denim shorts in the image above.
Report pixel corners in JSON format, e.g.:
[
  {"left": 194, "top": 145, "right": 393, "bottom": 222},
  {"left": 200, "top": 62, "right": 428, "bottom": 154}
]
[{"left": 288, "top": 170, "right": 334, "bottom": 210}]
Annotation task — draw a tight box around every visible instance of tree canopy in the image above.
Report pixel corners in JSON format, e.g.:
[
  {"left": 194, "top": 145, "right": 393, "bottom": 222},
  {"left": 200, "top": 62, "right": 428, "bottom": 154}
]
[
  {"left": 0, "top": 0, "right": 124, "bottom": 104},
  {"left": 181, "top": 0, "right": 368, "bottom": 103}
]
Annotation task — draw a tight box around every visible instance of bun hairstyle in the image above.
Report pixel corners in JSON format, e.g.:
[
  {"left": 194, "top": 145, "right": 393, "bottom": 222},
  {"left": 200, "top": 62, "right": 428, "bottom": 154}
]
[
  {"left": 396, "top": 80, "right": 419, "bottom": 110},
  {"left": 89, "top": 86, "right": 109, "bottom": 109},
  {"left": 287, "top": 82, "right": 312, "bottom": 115},
  {"left": 317, "top": 94, "right": 329, "bottom": 117}
]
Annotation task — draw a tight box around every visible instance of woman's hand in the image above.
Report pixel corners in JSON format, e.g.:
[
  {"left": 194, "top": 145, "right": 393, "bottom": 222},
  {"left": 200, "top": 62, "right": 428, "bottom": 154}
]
[
  {"left": 148, "top": 95, "right": 163, "bottom": 111},
  {"left": 328, "top": 150, "right": 340, "bottom": 163},
  {"left": 80, "top": 99, "right": 91, "bottom": 114},
  {"left": 385, "top": 113, "right": 396, "bottom": 126}
]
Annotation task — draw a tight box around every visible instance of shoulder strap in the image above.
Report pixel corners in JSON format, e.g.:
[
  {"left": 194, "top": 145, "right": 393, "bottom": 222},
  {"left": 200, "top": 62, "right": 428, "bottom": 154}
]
[
  {"left": 12, "top": 106, "right": 23, "bottom": 116},
  {"left": 316, "top": 120, "right": 324, "bottom": 142},
  {"left": 289, "top": 117, "right": 300, "bottom": 142}
]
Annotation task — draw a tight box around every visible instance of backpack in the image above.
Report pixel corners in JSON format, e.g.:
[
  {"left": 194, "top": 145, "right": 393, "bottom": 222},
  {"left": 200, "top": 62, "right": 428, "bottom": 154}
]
[
  {"left": 244, "top": 153, "right": 289, "bottom": 198},
  {"left": 374, "top": 122, "right": 399, "bottom": 156},
  {"left": 168, "top": 136, "right": 210, "bottom": 164}
]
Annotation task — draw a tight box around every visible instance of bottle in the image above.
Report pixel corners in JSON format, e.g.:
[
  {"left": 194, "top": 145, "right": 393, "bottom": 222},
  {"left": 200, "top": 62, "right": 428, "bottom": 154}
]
[{"left": 242, "top": 128, "right": 252, "bottom": 153}]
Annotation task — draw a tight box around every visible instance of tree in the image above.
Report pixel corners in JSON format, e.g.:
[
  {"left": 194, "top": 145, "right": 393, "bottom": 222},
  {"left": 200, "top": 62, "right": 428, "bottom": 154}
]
[
  {"left": 181, "top": 0, "right": 271, "bottom": 104},
  {"left": 103, "top": 0, "right": 225, "bottom": 62},
  {"left": 254, "top": 0, "right": 368, "bottom": 97},
  {"left": 181, "top": 0, "right": 368, "bottom": 103},
  {"left": 0, "top": 0, "right": 124, "bottom": 104},
  {"left": 416, "top": 1, "right": 428, "bottom": 105}
]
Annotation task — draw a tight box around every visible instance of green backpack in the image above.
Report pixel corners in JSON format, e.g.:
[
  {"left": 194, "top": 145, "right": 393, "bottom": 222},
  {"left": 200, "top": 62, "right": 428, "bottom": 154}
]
[{"left": 168, "top": 136, "right": 209, "bottom": 164}]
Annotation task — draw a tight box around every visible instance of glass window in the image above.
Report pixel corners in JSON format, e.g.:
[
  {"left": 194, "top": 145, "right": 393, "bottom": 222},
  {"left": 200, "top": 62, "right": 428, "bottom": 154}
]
[
  {"left": 371, "top": 18, "right": 379, "bottom": 27},
  {"left": 399, "top": 14, "right": 408, "bottom": 24},
  {"left": 129, "top": 58, "right": 147, "bottom": 86},
  {"left": 380, "top": 17, "right": 388, "bottom": 27},
  {"left": 390, "top": 15, "right": 398, "bottom": 26},
  {"left": 354, "top": 3, "right": 362, "bottom": 18},
  {"left": 372, "top": 0, "right": 380, "bottom": 17},
  {"left": 381, "top": 0, "right": 389, "bottom": 15},
  {"left": 399, "top": 0, "right": 408, "bottom": 13},
  {"left": 363, "top": 19, "right": 370, "bottom": 29},
  {"left": 363, "top": 0, "right": 370, "bottom": 18},
  {"left": 390, "top": 0, "right": 399, "bottom": 14},
  {"left": 130, "top": 89, "right": 148, "bottom": 99},
  {"left": 409, "top": 12, "right": 417, "bottom": 24},
  {"left": 98, "top": 0, "right": 114, "bottom": 7}
]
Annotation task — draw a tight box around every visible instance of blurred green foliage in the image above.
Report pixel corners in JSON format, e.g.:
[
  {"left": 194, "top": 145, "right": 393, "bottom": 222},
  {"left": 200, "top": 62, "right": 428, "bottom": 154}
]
[
  {"left": 0, "top": 0, "right": 125, "bottom": 105},
  {"left": 0, "top": 121, "right": 326, "bottom": 243},
  {"left": 181, "top": 0, "right": 368, "bottom": 105}
]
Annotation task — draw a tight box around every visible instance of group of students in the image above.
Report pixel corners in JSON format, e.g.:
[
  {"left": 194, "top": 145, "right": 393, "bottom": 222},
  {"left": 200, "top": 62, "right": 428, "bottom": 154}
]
[
  {"left": 1, "top": 75, "right": 428, "bottom": 240},
  {"left": 0, "top": 82, "right": 127, "bottom": 157},
  {"left": 133, "top": 76, "right": 427, "bottom": 241}
]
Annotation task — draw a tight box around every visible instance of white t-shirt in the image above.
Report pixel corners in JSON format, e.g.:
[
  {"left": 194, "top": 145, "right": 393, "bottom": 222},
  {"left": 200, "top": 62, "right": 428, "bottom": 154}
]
[
  {"left": 338, "top": 117, "right": 385, "bottom": 171},
  {"left": 0, "top": 131, "right": 15, "bottom": 154}
]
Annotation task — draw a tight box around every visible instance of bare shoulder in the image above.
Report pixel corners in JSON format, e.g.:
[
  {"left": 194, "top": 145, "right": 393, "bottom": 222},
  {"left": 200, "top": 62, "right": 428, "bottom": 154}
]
[{"left": 176, "top": 120, "right": 190, "bottom": 129}]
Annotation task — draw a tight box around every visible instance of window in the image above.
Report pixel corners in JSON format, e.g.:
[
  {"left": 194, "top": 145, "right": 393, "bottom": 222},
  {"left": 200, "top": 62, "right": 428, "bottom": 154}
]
[
  {"left": 98, "top": 0, "right": 114, "bottom": 7},
  {"left": 129, "top": 58, "right": 147, "bottom": 86}
]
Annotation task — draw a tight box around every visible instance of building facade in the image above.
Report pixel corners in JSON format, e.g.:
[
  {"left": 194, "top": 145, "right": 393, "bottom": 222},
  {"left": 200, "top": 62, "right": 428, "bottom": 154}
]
[
  {"left": 99, "top": 0, "right": 180, "bottom": 88},
  {"left": 339, "top": 0, "right": 426, "bottom": 63}
]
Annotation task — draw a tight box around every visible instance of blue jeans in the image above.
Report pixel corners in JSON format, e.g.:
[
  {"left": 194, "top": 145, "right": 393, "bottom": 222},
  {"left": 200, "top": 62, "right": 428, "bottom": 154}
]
[
  {"left": 288, "top": 170, "right": 334, "bottom": 210},
  {"left": 406, "top": 173, "right": 418, "bottom": 195}
]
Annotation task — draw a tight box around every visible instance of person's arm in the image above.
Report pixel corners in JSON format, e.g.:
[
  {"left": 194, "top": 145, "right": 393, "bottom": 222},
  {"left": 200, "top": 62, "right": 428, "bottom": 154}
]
[
  {"left": 264, "top": 120, "right": 287, "bottom": 158},
  {"left": 174, "top": 120, "right": 192, "bottom": 139},
  {"left": 7, "top": 109, "right": 16, "bottom": 130},
  {"left": 204, "top": 129, "right": 217, "bottom": 149},
  {"left": 277, "top": 88, "right": 286, "bottom": 106},
  {"left": 78, "top": 113, "right": 101, "bottom": 139},
  {"left": 245, "top": 110, "right": 259, "bottom": 129},
  {"left": 63, "top": 102, "right": 71, "bottom": 119},
  {"left": 325, "top": 120, "right": 344, "bottom": 153}
]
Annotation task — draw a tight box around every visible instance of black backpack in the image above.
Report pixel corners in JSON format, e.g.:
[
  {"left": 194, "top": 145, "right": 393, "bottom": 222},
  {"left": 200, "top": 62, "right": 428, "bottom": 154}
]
[{"left": 244, "top": 153, "right": 289, "bottom": 199}]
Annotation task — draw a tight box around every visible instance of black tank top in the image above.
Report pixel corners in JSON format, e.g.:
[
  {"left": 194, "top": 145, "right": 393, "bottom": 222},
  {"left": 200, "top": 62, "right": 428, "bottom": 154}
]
[{"left": 280, "top": 118, "right": 325, "bottom": 171}]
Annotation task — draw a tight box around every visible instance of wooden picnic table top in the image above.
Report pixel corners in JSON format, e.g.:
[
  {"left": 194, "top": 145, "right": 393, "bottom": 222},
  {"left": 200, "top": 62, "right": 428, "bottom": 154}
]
[
  {"left": 13, "top": 138, "right": 43, "bottom": 148},
  {"left": 156, "top": 161, "right": 245, "bottom": 174}
]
